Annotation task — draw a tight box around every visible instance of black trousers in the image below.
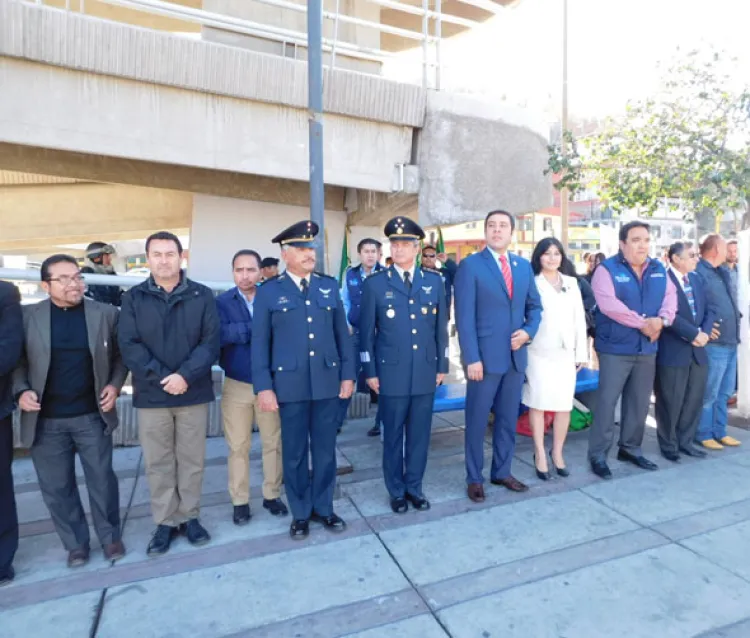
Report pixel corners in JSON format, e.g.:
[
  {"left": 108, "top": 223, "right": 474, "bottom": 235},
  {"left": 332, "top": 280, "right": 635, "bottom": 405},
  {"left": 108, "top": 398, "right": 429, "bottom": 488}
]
[
  {"left": 0, "top": 415, "right": 18, "bottom": 578},
  {"left": 654, "top": 361, "right": 708, "bottom": 454}
]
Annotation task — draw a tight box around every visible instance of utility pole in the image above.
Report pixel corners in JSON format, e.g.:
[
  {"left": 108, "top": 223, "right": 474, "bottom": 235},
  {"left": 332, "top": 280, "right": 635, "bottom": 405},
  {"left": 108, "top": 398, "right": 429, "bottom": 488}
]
[
  {"left": 308, "top": 0, "right": 326, "bottom": 270},
  {"left": 560, "top": 0, "right": 570, "bottom": 249}
]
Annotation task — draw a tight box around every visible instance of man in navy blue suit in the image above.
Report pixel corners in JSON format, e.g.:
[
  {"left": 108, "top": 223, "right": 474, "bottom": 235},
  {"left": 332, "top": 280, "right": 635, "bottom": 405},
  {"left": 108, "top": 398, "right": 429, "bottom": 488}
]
[
  {"left": 654, "top": 241, "right": 715, "bottom": 461},
  {"left": 360, "top": 217, "right": 449, "bottom": 513},
  {"left": 252, "top": 221, "right": 355, "bottom": 540},
  {"left": 455, "top": 211, "right": 543, "bottom": 502}
]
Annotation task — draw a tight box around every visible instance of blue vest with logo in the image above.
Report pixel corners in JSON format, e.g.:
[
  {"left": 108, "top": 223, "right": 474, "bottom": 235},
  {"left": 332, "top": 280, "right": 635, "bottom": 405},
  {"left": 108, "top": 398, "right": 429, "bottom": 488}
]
[
  {"left": 595, "top": 254, "right": 667, "bottom": 356},
  {"left": 345, "top": 263, "right": 381, "bottom": 328}
]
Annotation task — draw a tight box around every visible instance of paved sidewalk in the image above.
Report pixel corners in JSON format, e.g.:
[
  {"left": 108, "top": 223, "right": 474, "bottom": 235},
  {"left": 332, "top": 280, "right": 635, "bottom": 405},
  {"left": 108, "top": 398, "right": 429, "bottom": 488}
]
[{"left": 4, "top": 411, "right": 750, "bottom": 638}]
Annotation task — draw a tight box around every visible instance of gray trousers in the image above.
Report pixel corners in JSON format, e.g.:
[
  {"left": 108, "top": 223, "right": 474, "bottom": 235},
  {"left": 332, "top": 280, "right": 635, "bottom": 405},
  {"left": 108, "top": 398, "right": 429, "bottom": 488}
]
[
  {"left": 588, "top": 353, "right": 656, "bottom": 462},
  {"left": 31, "top": 413, "right": 120, "bottom": 551},
  {"left": 654, "top": 361, "right": 708, "bottom": 454}
]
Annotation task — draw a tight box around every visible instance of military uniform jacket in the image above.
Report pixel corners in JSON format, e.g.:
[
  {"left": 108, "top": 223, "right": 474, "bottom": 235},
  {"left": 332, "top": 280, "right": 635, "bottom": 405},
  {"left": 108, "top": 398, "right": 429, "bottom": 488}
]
[
  {"left": 359, "top": 266, "right": 449, "bottom": 397},
  {"left": 252, "top": 272, "right": 356, "bottom": 403}
]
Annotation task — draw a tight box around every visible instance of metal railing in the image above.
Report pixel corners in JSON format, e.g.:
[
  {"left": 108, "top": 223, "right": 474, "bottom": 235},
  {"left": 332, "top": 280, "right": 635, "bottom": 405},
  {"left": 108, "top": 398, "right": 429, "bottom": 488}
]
[{"left": 26, "top": 0, "right": 501, "bottom": 89}]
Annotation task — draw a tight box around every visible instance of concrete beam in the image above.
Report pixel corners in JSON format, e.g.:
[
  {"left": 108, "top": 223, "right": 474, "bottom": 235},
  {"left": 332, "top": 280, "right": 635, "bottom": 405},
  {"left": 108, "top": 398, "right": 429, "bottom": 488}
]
[
  {"left": 0, "top": 143, "right": 347, "bottom": 209},
  {"left": 0, "top": 182, "right": 192, "bottom": 251},
  {"left": 418, "top": 91, "right": 552, "bottom": 225}
]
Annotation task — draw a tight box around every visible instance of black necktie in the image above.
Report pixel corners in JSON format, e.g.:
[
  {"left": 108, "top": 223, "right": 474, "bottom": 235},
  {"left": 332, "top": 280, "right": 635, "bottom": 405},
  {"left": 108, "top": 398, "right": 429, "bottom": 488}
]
[
  {"left": 300, "top": 278, "right": 309, "bottom": 296},
  {"left": 403, "top": 271, "right": 411, "bottom": 292}
]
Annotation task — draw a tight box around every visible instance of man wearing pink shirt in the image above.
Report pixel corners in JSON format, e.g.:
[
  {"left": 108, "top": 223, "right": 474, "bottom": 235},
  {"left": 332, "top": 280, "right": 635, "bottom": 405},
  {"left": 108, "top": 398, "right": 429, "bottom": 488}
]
[{"left": 589, "top": 222, "right": 677, "bottom": 479}]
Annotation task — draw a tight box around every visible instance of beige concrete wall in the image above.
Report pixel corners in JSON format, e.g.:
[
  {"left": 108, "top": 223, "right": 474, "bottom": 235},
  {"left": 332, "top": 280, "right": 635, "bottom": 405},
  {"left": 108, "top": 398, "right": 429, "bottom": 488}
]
[
  {"left": 0, "top": 182, "right": 192, "bottom": 253},
  {"left": 189, "top": 195, "right": 348, "bottom": 280}
]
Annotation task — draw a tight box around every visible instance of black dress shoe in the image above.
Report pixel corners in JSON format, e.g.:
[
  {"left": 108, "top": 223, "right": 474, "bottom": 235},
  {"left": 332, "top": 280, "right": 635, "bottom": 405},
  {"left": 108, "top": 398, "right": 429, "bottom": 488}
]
[
  {"left": 147, "top": 525, "right": 178, "bottom": 556},
  {"left": 549, "top": 450, "right": 570, "bottom": 477},
  {"left": 617, "top": 449, "right": 658, "bottom": 471},
  {"left": 233, "top": 504, "right": 252, "bottom": 525},
  {"left": 311, "top": 512, "right": 347, "bottom": 532},
  {"left": 490, "top": 476, "right": 529, "bottom": 492},
  {"left": 263, "top": 498, "right": 289, "bottom": 517},
  {"left": 184, "top": 519, "right": 211, "bottom": 546},
  {"left": 534, "top": 454, "right": 551, "bottom": 481},
  {"left": 680, "top": 445, "right": 707, "bottom": 458},
  {"left": 390, "top": 497, "right": 408, "bottom": 513},
  {"left": 0, "top": 566, "right": 15, "bottom": 587},
  {"left": 367, "top": 424, "right": 381, "bottom": 437},
  {"left": 405, "top": 493, "right": 431, "bottom": 511},
  {"left": 661, "top": 450, "right": 680, "bottom": 462},
  {"left": 590, "top": 460, "right": 612, "bottom": 480},
  {"left": 290, "top": 519, "right": 309, "bottom": 540}
]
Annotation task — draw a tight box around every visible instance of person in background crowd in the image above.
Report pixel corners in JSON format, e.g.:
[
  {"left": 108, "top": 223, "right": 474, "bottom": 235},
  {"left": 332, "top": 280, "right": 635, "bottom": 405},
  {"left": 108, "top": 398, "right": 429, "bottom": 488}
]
[
  {"left": 588, "top": 222, "right": 676, "bottom": 479},
  {"left": 421, "top": 246, "right": 457, "bottom": 318},
  {"left": 585, "top": 252, "right": 606, "bottom": 283},
  {"left": 338, "top": 238, "right": 384, "bottom": 437},
  {"left": 81, "top": 241, "right": 122, "bottom": 307},
  {"left": 582, "top": 252, "right": 592, "bottom": 276},
  {"left": 14, "top": 255, "right": 128, "bottom": 568},
  {"left": 561, "top": 258, "right": 597, "bottom": 338},
  {"left": 654, "top": 241, "right": 713, "bottom": 461},
  {"left": 694, "top": 234, "right": 742, "bottom": 450},
  {"left": 386, "top": 257, "right": 394, "bottom": 267},
  {"left": 0, "top": 281, "right": 22, "bottom": 586},
  {"left": 455, "top": 210, "right": 542, "bottom": 503},
  {"left": 216, "top": 250, "right": 287, "bottom": 527},
  {"left": 360, "top": 218, "right": 449, "bottom": 514},
  {"left": 523, "top": 238, "right": 588, "bottom": 480},
  {"left": 252, "top": 221, "right": 355, "bottom": 540},
  {"left": 260, "top": 257, "right": 280, "bottom": 283},
  {"left": 119, "top": 231, "right": 221, "bottom": 556}
]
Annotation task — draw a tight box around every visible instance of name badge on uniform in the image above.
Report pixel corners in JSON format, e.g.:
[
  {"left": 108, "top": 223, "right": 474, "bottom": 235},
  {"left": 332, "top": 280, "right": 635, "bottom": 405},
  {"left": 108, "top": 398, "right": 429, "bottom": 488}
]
[
  {"left": 386, "top": 308, "right": 396, "bottom": 319},
  {"left": 278, "top": 296, "right": 289, "bottom": 305},
  {"left": 614, "top": 274, "right": 630, "bottom": 283},
  {"left": 385, "top": 291, "right": 394, "bottom": 299}
]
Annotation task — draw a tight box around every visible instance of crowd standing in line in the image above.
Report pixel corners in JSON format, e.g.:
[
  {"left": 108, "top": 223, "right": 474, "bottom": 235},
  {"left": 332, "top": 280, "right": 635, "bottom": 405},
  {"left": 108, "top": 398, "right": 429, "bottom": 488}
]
[{"left": 0, "top": 212, "right": 744, "bottom": 586}]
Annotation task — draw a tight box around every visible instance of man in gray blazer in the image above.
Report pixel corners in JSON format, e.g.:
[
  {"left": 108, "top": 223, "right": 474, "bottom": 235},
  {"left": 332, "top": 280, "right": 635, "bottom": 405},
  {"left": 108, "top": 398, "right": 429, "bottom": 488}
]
[{"left": 13, "top": 255, "right": 128, "bottom": 568}]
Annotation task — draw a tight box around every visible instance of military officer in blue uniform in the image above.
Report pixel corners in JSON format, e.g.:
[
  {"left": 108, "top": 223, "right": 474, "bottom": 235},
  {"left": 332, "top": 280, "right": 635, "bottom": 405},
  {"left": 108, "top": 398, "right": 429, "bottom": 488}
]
[
  {"left": 359, "top": 217, "right": 449, "bottom": 513},
  {"left": 252, "top": 221, "right": 355, "bottom": 539}
]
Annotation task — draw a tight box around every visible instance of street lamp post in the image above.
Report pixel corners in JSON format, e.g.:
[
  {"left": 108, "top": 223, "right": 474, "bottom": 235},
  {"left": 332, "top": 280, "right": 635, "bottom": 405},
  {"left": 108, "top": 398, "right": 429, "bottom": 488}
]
[
  {"left": 560, "top": 0, "right": 570, "bottom": 249},
  {"left": 308, "top": 0, "right": 326, "bottom": 270}
]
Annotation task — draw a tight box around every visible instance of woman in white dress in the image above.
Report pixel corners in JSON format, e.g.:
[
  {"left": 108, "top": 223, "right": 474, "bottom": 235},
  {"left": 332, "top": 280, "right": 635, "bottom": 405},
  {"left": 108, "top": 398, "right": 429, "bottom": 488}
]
[{"left": 522, "top": 238, "right": 588, "bottom": 480}]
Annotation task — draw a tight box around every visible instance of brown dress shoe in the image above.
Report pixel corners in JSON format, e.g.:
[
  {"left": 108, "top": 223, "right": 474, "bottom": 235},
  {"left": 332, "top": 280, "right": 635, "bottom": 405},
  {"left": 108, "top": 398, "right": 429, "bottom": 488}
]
[
  {"left": 491, "top": 476, "right": 529, "bottom": 492},
  {"left": 103, "top": 540, "right": 126, "bottom": 562},
  {"left": 467, "top": 483, "right": 485, "bottom": 503},
  {"left": 67, "top": 546, "right": 90, "bottom": 569}
]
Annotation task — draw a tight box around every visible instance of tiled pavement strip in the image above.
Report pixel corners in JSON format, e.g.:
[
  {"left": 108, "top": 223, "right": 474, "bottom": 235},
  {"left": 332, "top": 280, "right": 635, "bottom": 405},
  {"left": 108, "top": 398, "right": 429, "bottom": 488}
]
[{"left": 5, "top": 412, "right": 750, "bottom": 637}]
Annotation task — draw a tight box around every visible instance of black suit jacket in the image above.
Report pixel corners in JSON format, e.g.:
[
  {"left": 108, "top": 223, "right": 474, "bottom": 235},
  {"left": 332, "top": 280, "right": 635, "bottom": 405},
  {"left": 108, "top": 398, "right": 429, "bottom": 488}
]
[{"left": 0, "top": 282, "right": 23, "bottom": 420}]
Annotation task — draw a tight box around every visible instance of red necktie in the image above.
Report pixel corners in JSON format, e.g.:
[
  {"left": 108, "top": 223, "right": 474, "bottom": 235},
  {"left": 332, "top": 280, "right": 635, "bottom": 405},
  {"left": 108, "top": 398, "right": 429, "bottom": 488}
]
[{"left": 499, "top": 254, "right": 513, "bottom": 299}]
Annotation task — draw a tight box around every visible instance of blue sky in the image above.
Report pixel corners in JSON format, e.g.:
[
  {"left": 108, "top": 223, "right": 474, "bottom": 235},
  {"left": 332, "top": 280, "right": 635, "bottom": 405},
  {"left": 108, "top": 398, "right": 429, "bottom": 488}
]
[{"left": 384, "top": 0, "right": 750, "bottom": 120}]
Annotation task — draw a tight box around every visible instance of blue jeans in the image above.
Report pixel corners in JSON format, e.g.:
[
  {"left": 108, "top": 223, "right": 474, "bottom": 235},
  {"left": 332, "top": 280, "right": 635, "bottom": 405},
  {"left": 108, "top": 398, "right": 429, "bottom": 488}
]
[{"left": 695, "top": 345, "right": 737, "bottom": 442}]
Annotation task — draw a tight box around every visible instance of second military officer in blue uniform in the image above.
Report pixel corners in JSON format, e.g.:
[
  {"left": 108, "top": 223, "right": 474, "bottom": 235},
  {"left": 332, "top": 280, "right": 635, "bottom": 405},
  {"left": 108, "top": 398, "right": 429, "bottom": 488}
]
[
  {"left": 360, "top": 217, "right": 449, "bottom": 513},
  {"left": 252, "top": 221, "right": 355, "bottom": 539}
]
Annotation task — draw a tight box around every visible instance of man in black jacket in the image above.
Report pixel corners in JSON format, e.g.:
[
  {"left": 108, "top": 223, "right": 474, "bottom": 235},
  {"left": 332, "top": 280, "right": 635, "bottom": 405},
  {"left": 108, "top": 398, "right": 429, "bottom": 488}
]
[
  {"left": 118, "top": 232, "right": 220, "bottom": 556},
  {"left": 0, "top": 281, "right": 22, "bottom": 586}
]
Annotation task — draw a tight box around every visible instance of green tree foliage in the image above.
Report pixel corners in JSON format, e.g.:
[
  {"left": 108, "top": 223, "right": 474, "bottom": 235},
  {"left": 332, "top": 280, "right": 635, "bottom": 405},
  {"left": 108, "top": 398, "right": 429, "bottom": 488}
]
[{"left": 547, "top": 49, "right": 750, "bottom": 224}]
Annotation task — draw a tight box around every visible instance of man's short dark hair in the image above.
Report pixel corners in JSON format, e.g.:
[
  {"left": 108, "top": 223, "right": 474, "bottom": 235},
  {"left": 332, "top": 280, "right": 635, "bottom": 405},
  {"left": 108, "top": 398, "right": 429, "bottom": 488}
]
[
  {"left": 699, "top": 233, "right": 723, "bottom": 256},
  {"left": 422, "top": 245, "right": 437, "bottom": 255},
  {"left": 146, "top": 231, "right": 183, "bottom": 255},
  {"left": 668, "top": 241, "right": 688, "bottom": 262},
  {"left": 357, "top": 238, "right": 382, "bottom": 253},
  {"left": 261, "top": 257, "right": 279, "bottom": 269},
  {"left": 619, "top": 221, "right": 650, "bottom": 243},
  {"left": 41, "top": 254, "right": 80, "bottom": 282},
  {"left": 232, "top": 249, "right": 261, "bottom": 269},
  {"left": 727, "top": 239, "right": 738, "bottom": 246},
  {"left": 484, "top": 210, "right": 516, "bottom": 232}
]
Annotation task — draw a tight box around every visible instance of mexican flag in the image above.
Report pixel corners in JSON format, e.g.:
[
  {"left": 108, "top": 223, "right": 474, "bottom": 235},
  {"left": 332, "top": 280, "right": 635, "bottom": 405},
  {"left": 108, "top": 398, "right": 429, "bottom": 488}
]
[
  {"left": 338, "top": 228, "right": 350, "bottom": 284},
  {"left": 436, "top": 226, "right": 445, "bottom": 254}
]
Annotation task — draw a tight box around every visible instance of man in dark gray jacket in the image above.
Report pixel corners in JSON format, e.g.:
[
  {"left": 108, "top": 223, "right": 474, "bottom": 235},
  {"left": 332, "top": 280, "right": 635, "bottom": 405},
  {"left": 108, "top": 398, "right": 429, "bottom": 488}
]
[
  {"left": 118, "top": 231, "right": 220, "bottom": 557},
  {"left": 0, "top": 281, "right": 22, "bottom": 586},
  {"left": 694, "top": 234, "right": 742, "bottom": 450},
  {"left": 14, "top": 255, "right": 128, "bottom": 569}
]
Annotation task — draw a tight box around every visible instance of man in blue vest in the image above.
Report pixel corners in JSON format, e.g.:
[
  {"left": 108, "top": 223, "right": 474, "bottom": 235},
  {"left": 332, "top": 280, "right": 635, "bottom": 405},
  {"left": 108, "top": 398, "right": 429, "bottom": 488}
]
[
  {"left": 654, "top": 241, "right": 714, "bottom": 461},
  {"left": 252, "top": 221, "right": 355, "bottom": 540},
  {"left": 337, "top": 238, "right": 384, "bottom": 436},
  {"left": 360, "top": 217, "right": 449, "bottom": 513},
  {"left": 589, "top": 221, "right": 677, "bottom": 479}
]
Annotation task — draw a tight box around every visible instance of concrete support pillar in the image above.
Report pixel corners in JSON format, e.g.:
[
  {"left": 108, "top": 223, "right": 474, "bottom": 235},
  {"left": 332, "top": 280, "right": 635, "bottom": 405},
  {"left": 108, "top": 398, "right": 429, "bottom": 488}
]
[{"left": 187, "top": 194, "right": 348, "bottom": 282}]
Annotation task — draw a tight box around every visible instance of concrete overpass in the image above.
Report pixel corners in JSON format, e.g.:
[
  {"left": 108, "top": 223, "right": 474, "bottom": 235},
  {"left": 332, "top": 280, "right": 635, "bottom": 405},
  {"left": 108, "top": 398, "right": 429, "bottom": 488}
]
[{"left": 0, "top": 0, "right": 550, "bottom": 279}]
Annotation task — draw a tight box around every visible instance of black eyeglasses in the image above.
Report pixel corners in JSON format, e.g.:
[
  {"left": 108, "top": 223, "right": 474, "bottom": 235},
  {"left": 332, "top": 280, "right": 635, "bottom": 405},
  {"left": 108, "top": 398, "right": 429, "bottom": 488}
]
[{"left": 47, "top": 274, "right": 85, "bottom": 286}]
